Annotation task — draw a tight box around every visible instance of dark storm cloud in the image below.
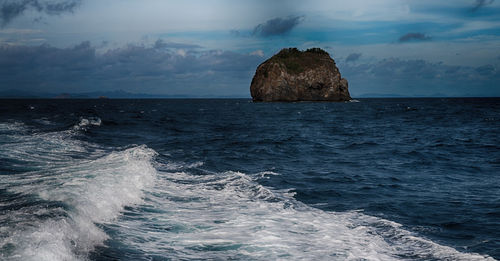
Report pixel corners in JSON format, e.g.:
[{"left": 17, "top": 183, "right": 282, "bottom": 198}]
[
  {"left": 0, "top": 41, "right": 264, "bottom": 96},
  {"left": 345, "top": 53, "right": 362, "bottom": 63},
  {"left": 252, "top": 16, "right": 303, "bottom": 37},
  {"left": 2, "top": 41, "right": 497, "bottom": 97},
  {"left": 0, "top": 0, "right": 81, "bottom": 26},
  {"left": 341, "top": 58, "right": 500, "bottom": 96},
  {"left": 399, "top": 33, "right": 431, "bottom": 42},
  {"left": 470, "top": 0, "right": 495, "bottom": 12}
]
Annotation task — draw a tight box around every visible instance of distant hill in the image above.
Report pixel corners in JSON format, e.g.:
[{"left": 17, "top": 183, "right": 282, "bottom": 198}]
[
  {"left": 356, "top": 93, "right": 450, "bottom": 98},
  {"left": 356, "top": 93, "right": 405, "bottom": 98},
  {"left": 0, "top": 89, "right": 49, "bottom": 98},
  {"left": 0, "top": 89, "right": 207, "bottom": 99}
]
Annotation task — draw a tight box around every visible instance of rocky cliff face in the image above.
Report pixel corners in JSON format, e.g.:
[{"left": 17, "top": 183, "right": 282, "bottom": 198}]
[{"left": 250, "top": 48, "right": 351, "bottom": 102}]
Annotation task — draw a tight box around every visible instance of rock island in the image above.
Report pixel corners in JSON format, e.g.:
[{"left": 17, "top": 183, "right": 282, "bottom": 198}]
[{"left": 250, "top": 48, "right": 351, "bottom": 102}]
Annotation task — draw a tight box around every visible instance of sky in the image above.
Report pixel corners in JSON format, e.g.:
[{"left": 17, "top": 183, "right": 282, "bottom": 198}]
[{"left": 0, "top": 0, "right": 499, "bottom": 97}]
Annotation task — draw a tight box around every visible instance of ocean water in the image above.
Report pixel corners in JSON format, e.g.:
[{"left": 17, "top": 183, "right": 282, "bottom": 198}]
[{"left": 0, "top": 98, "right": 499, "bottom": 261}]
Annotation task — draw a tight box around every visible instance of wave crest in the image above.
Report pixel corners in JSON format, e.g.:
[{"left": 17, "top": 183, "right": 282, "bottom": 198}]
[
  {"left": 107, "top": 169, "right": 494, "bottom": 260},
  {"left": 73, "top": 117, "right": 102, "bottom": 131},
  {"left": 0, "top": 145, "right": 158, "bottom": 261}
]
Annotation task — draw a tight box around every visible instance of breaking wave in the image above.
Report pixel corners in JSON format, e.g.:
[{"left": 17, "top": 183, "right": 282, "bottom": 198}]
[
  {"left": 0, "top": 121, "right": 157, "bottom": 261},
  {"left": 0, "top": 120, "right": 495, "bottom": 260},
  {"left": 104, "top": 164, "right": 494, "bottom": 260},
  {"left": 73, "top": 117, "right": 102, "bottom": 131}
]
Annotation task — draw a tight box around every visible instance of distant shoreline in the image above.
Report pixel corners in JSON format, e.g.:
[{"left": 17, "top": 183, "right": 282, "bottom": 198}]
[{"left": 1, "top": 97, "right": 499, "bottom": 100}]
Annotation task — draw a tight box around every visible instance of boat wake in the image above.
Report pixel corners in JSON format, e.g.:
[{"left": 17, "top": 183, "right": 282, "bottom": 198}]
[{"left": 0, "top": 121, "right": 495, "bottom": 260}]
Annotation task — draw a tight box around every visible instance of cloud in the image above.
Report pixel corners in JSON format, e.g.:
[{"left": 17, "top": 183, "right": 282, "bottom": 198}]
[
  {"left": 341, "top": 58, "right": 500, "bottom": 96},
  {"left": 0, "top": 41, "right": 264, "bottom": 96},
  {"left": 252, "top": 16, "right": 303, "bottom": 37},
  {"left": 0, "top": 28, "right": 42, "bottom": 34},
  {"left": 1, "top": 41, "right": 498, "bottom": 97},
  {"left": 470, "top": 0, "right": 495, "bottom": 12},
  {"left": 345, "top": 53, "right": 362, "bottom": 63},
  {"left": 249, "top": 50, "right": 264, "bottom": 57},
  {"left": 229, "top": 30, "right": 240, "bottom": 37},
  {"left": 399, "top": 33, "right": 431, "bottom": 42},
  {"left": 475, "top": 64, "right": 495, "bottom": 75},
  {"left": 0, "top": 0, "right": 81, "bottom": 26},
  {"left": 153, "top": 39, "right": 201, "bottom": 50}
]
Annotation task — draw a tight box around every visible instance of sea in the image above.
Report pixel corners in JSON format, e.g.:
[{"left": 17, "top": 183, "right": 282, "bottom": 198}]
[{"left": 0, "top": 98, "right": 499, "bottom": 261}]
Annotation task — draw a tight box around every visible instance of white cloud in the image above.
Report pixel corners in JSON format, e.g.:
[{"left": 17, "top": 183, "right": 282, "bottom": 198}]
[
  {"left": 0, "top": 28, "right": 43, "bottom": 34},
  {"left": 176, "top": 49, "right": 187, "bottom": 57},
  {"left": 448, "top": 21, "right": 500, "bottom": 35},
  {"left": 249, "top": 50, "right": 264, "bottom": 57}
]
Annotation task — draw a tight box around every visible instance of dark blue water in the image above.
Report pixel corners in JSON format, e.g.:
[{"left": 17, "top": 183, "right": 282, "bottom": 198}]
[{"left": 0, "top": 98, "right": 499, "bottom": 260}]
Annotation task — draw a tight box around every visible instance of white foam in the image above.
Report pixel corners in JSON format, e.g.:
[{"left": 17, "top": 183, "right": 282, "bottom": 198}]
[
  {"left": 33, "top": 118, "right": 53, "bottom": 126},
  {"left": 160, "top": 160, "right": 204, "bottom": 171},
  {"left": 0, "top": 121, "right": 495, "bottom": 260},
  {"left": 108, "top": 170, "right": 494, "bottom": 260},
  {"left": 73, "top": 117, "right": 102, "bottom": 131},
  {"left": 0, "top": 123, "right": 158, "bottom": 261},
  {"left": 0, "top": 123, "right": 91, "bottom": 169},
  {"left": 257, "top": 171, "right": 280, "bottom": 178},
  {"left": 0, "top": 121, "right": 26, "bottom": 134}
]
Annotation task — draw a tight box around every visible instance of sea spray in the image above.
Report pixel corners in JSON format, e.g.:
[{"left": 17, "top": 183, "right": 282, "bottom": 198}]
[
  {"left": 101, "top": 166, "right": 494, "bottom": 260},
  {"left": 1, "top": 146, "right": 157, "bottom": 261},
  {"left": 1, "top": 99, "right": 499, "bottom": 260},
  {"left": 0, "top": 121, "right": 158, "bottom": 260}
]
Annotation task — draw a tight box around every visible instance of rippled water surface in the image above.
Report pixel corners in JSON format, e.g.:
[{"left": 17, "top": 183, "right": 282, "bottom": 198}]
[{"left": 0, "top": 98, "right": 499, "bottom": 260}]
